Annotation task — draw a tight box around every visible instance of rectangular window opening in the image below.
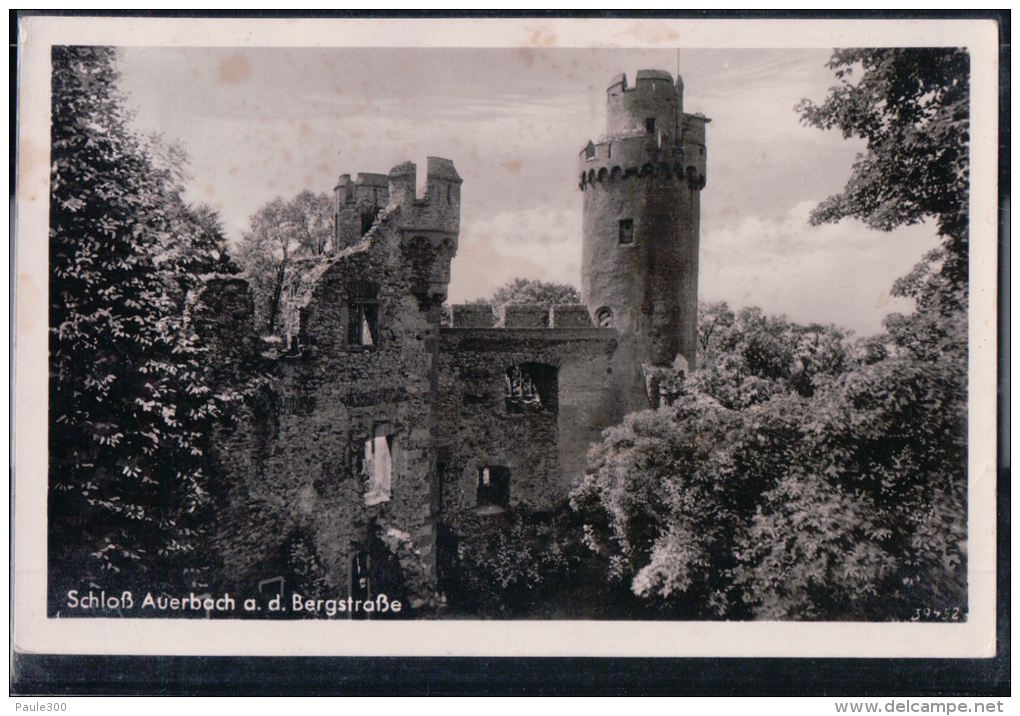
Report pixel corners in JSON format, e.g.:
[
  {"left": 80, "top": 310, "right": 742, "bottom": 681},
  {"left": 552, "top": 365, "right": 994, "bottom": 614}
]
[
  {"left": 477, "top": 466, "right": 510, "bottom": 511},
  {"left": 618, "top": 219, "right": 634, "bottom": 245},
  {"left": 348, "top": 302, "right": 379, "bottom": 347},
  {"left": 360, "top": 208, "right": 379, "bottom": 236},
  {"left": 645, "top": 117, "right": 656, "bottom": 134},
  {"left": 363, "top": 426, "right": 393, "bottom": 506}
]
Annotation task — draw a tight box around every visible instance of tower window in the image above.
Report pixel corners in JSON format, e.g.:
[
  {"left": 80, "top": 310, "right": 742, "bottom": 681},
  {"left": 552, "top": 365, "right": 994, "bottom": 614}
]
[
  {"left": 618, "top": 219, "right": 634, "bottom": 245},
  {"left": 595, "top": 306, "right": 613, "bottom": 328},
  {"left": 645, "top": 117, "right": 656, "bottom": 134},
  {"left": 477, "top": 466, "right": 510, "bottom": 511},
  {"left": 360, "top": 207, "right": 379, "bottom": 236}
]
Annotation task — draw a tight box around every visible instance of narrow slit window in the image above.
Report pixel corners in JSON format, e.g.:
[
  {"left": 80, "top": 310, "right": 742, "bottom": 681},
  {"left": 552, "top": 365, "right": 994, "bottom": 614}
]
[
  {"left": 618, "top": 219, "right": 634, "bottom": 245},
  {"left": 363, "top": 426, "right": 393, "bottom": 506}
]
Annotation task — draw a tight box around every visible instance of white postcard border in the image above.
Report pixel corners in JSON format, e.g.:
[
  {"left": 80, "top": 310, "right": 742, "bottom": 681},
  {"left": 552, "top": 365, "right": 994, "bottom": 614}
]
[{"left": 13, "top": 15, "right": 1001, "bottom": 658}]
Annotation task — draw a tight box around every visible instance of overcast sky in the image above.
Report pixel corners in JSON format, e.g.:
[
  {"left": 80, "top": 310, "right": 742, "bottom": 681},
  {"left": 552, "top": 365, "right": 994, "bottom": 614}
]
[{"left": 116, "top": 47, "right": 938, "bottom": 335}]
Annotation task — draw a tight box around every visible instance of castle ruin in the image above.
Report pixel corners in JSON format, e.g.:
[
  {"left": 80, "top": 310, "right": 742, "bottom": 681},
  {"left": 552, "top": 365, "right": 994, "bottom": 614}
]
[{"left": 199, "top": 70, "right": 708, "bottom": 608}]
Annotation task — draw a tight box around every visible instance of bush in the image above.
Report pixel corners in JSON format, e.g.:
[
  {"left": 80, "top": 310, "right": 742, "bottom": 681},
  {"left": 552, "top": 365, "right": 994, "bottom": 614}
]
[{"left": 439, "top": 507, "right": 590, "bottom": 617}]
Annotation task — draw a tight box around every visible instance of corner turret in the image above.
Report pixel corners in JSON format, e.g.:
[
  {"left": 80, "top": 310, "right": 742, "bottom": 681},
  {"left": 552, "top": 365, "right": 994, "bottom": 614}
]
[
  {"left": 387, "top": 158, "right": 463, "bottom": 307},
  {"left": 333, "top": 172, "right": 389, "bottom": 251}
]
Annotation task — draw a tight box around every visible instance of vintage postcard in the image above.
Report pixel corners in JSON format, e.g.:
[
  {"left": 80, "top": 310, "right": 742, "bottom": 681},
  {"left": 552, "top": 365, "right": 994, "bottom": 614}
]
[{"left": 13, "top": 15, "right": 1001, "bottom": 659}]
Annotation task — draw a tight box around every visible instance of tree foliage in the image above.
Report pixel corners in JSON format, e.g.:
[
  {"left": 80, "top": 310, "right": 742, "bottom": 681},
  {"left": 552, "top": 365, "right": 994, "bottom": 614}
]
[
  {"left": 796, "top": 48, "right": 969, "bottom": 307},
  {"left": 573, "top": 300, "right": 967, "bottom": 619},
  {"left": 438, "top": 508, "right": 592, "bottom": 617},
  {"left": 235, "top": 190, "right": 333, "bottom": 334},
  {"left": 48, "top": 46, "right": 240, "bottom": 604},
  {"left": 472, "top": 278, "right": 581, "bottom": 308},
  {"left": 695, "top": 302, "right": 850, "bottom": 408}
]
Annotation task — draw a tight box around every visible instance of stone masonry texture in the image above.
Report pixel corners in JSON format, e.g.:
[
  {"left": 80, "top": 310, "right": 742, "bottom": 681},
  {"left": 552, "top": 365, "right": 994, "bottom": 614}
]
[{"left": 195, "top": 71, "right": 706, "bottom": 609}]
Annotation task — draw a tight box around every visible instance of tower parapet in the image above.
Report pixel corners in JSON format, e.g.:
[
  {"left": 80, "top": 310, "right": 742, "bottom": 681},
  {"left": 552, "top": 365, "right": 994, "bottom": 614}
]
[
  {"left": 579, "top": 72, "right": 707, "bottom": 192},
  {"left": 579, "top": 70, "right": 709, "bottom": 416}
]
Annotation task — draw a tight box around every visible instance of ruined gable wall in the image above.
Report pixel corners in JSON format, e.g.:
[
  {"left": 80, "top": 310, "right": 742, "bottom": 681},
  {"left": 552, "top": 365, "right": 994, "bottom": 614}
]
[{"left": 210, "top": 166, "right": 459, "bottom": 599}]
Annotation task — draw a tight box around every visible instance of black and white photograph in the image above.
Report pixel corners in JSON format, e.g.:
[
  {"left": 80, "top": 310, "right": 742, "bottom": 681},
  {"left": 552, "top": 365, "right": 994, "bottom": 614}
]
[{"left": 13, "top": 15, "right": 1002, "bottom": 667}]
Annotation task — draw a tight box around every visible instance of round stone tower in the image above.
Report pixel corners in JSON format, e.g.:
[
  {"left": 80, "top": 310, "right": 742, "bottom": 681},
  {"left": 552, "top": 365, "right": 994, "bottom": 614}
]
[{"left": 579, "top": 69, "right": 709, "bottom": 416}]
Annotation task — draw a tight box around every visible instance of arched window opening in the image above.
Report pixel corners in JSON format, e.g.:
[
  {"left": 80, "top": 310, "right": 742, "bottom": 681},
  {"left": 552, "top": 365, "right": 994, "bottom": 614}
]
[
  {"left": 595, "top": 306, "right": 613, "bottom": 328},
  {"left": 504, "top": 362, "right": 557, "bottom": 414}
]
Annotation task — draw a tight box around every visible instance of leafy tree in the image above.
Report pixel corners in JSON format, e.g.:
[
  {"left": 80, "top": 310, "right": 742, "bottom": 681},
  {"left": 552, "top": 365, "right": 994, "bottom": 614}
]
[
  {"left": 439, "top": 508, "right": 592, "bottom": 617},
  {"left": 471, "top": 278, "right": 581, "bottom": 308},
  {"left": 235, "top": 191, "right": 332, "bottom": 334},
  {"left": 695, "top": 302, "right": 850, "bottom": 409},
  {"left": 289, "top": 190, "right": 334, "bottom": 257},
  {"left": 573, "top": 305, "right": 966, "bottom": 618},
  {"left": 733, "top": 327, "right": 967, "bottom": 619},
  {"left": 573, "top": 49, "right": 971, "bottom": 620},
  {"left": 796, "top": 47, "right": 969, "bottom": 308},
  {"left": 571, "top": 339, "right": 823, "bottom": 619},
  {"left": 48, "top": 46, "right": 240, "bottom": 606}
]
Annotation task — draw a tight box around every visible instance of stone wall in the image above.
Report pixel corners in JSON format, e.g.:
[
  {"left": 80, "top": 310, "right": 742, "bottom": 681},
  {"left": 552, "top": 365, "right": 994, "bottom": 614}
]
[
  {"left": 208, "top": 163, "right": 459, "bottom": 603},
  {"left": 437, "top": 326, "right": 616, "bottom": 514}
]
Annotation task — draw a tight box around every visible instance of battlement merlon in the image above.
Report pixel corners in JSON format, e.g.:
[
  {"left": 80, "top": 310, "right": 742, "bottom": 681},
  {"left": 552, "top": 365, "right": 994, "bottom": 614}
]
[
  {"left": 447, "top": 303, "right": 597, "bottom": 329},
  {"left": 334, "top": 173, "right": 390, "bottom": 210},
  {"left": 387, "top": 157, "right": 462, "bottom": 237}
]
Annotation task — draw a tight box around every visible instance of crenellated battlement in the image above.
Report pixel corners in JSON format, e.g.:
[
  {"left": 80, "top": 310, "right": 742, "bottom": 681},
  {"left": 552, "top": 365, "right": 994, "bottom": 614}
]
[
  {"left": 447, "top": 303, "right": 600, "bottom": 330},
  {"left": 388, "top": 157, "right": 462, "bottom": 222},
  {"left": 607, "top": 69, "right": 677, "bottom": 95},
  {"left": 335, "top": 172, "right": 389, "bottom": 195},
  {"left": 388, "top": 157, "right": 462, "bottom": 306},
  {"left": 603, "top": 69, "right": 686, "bottom": 138},
  {"left": 579, "top": 105, "right": 709, "bottom": 191}
]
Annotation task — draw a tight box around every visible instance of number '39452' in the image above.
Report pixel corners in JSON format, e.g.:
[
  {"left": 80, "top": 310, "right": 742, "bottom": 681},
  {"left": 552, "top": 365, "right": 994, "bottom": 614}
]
[{"left": 910, "top": 607, "right": 963, "bottom": 621}]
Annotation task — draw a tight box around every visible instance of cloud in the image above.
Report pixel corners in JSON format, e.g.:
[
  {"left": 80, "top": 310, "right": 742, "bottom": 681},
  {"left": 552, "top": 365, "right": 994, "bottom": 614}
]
[
  {"left": 700, "top": 202, "right": 941, "bottom": 334},
  {"left": 448, "top": 204, "right": 582, "bottom": 303},
  {"left": 115, "top": 47, "right": 944, "bottom": 334}
]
